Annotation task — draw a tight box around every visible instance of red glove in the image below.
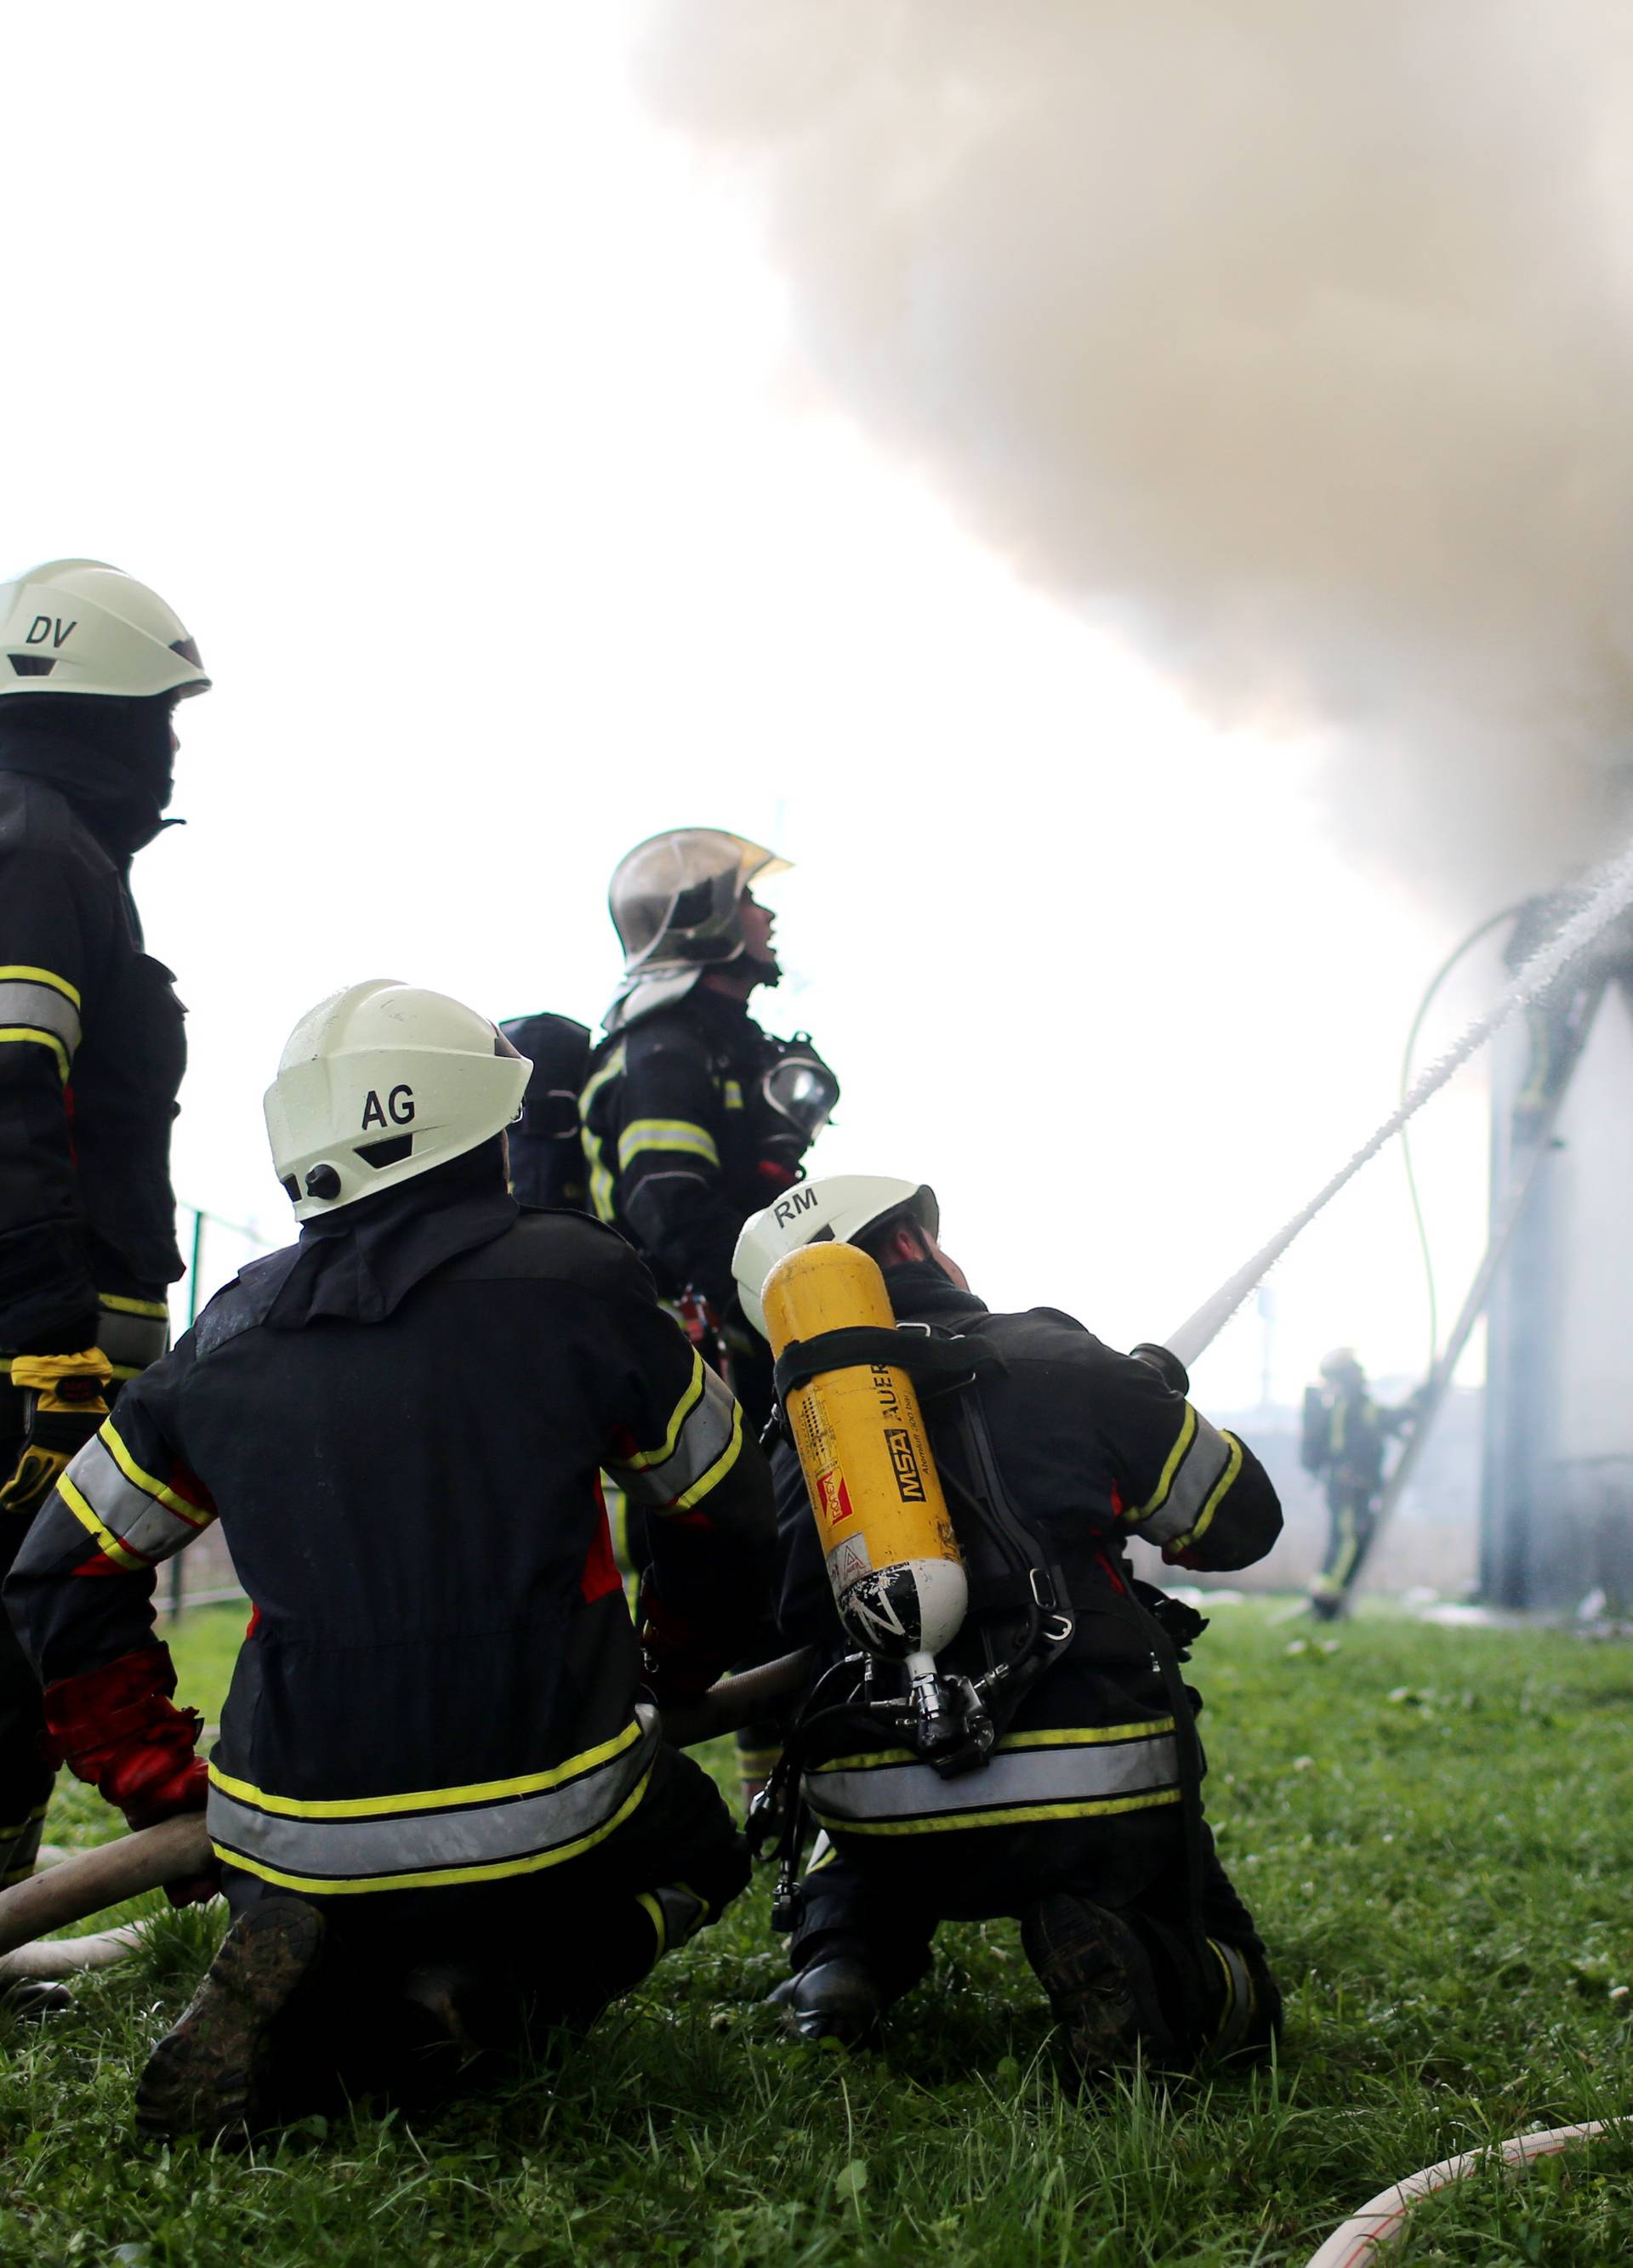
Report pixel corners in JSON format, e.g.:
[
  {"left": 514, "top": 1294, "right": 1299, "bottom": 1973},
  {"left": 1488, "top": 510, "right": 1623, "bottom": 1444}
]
[
  {"left": 44, "top": 1648, "right": 216, "bottom": 1905},
  {"left": 43, "top": 1646, "right": 208, "bottom": 1827}
]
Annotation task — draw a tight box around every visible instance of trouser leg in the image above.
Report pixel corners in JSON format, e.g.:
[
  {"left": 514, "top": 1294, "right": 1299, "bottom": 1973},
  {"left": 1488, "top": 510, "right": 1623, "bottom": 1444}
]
[
  {"left": 219, "top": 1740, "right": 752, "bottom": 2117},
  {"left": 1111, "top": 1823, "right": 1282, "bottom": 2061},
  {"left": 0, "top": 1438, "right": 55, "bottom": 1889},
  {"left": 788, "top": 1841, "right": 937, "bottom": 2005}
]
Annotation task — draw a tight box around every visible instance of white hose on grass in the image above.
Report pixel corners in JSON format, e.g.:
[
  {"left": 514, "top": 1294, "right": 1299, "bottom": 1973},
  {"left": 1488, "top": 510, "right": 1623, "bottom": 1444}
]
[{"left": 1303, "top": 2119, "right": 1613, "bottom": 2266}]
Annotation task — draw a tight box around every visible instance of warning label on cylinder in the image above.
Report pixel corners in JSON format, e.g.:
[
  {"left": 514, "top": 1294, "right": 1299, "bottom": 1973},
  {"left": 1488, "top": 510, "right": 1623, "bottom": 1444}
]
[{"left": 826, "top": 1535, "right": 870, "bottom": 1592}]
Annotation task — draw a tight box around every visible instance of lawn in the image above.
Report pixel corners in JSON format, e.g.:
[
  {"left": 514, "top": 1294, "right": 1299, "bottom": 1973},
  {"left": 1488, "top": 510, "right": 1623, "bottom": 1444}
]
[{"left": 1, "top": 1600, "right": 1630, "bottom": 2267}]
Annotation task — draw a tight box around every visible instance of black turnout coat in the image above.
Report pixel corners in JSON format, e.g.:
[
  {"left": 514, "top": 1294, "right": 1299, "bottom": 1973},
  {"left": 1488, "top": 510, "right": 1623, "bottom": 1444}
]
[
  {"left": 8, "top": 1169, "right": 775, "bottom": 1900},
  {"left": 773, "top": 1265, "right": 1282, "bottom": 1872}
]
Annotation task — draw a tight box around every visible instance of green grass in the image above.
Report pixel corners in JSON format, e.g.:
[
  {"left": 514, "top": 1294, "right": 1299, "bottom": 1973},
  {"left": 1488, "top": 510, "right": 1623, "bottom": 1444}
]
[{"left": 3, "top": 1601, "right": 1631, "bottom": 2266}]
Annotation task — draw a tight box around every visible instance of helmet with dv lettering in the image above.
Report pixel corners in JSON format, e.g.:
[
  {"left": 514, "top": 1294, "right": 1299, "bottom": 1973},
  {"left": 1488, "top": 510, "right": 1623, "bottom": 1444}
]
[
  {"left": 265, "top": 981, "right": 530, "bottom": 1221},
  {"left": 0, "top": 560, "right": 209, "bottom": 701},
  {"left": 732, "top": 1174, "right": 938, "bottom": 1339}
]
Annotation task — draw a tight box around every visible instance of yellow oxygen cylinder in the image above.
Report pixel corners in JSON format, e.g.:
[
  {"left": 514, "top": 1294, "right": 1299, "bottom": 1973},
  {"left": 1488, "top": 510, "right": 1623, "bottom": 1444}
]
[{"left": 762, "top": 1241, "right": 967, "bottom": 1674}]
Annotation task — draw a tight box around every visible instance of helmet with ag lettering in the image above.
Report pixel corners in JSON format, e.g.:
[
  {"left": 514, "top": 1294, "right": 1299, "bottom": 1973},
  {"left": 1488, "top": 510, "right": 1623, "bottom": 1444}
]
[
  {"left": 731, "top": 1174, "right": 938, "bottom": 1339},
  {"left": 265, "top": 981, "right": 530, "bottom": 1219},
  {"left": 0, "top": 559, "right": 209, "bottom": 700}
]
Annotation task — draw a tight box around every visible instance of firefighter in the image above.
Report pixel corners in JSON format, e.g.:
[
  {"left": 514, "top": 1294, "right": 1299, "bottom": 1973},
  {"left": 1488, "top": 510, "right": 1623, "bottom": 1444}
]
[
  {"left": 0, "top": 560, "right": 210, "bottom": 1974},
  {"left": 1301, "top": 1349, "right": 1415, "bottom": 1620},
  {"left": 731, "top": 1176, "right": 1285, "bottom": 2074},
  {"left": 581, "top": 827, "right": 839, "bottom": 1803},
  {"left": 6, "top": 981, "right": 776, "bottom": 2137}
]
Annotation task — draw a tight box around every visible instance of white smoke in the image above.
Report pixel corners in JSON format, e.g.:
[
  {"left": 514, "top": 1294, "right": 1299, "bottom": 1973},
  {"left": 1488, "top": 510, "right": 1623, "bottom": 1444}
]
[{"left": 635, "top": 0, "right": 1633, "bottom": 902}]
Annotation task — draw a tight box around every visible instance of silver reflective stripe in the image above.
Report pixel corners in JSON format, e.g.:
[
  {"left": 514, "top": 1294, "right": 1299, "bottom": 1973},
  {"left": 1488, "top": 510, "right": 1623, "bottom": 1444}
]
[
  {"left": 208, "top": 1708, "right": 661, "bottom": 1890},
  {"left": 1135, "top": 1410, "right": 1237, "bottom": 1546},
  {"left": 616, "top": 1365, "right": 740, "bottom": 1509},
  {"left": 805, "top": 1726, "right": 1181, "bottom": 1830},
  {"left": 95, "top": 1304, "right": 168, "bottom": 1375},
  {"left": 0, "top": 980, "right": 81, "bottom": 1058},
  {"left": 60, "top": 1429, "right": 207, "bottom": 1563}
]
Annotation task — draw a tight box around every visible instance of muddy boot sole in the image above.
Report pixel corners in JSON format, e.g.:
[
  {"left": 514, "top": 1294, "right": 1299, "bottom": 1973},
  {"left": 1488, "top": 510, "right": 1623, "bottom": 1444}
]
[
  {"left": 1021, "top": 1895, "right": 1181, "bottom": 2077},
  {"left": 135, "top": 1898, "right": 326, "bottom": 2142}
]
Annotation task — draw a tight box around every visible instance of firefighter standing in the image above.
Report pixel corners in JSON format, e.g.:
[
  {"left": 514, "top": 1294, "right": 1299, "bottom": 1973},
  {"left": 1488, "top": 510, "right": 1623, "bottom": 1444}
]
[
  {"left": 581, "top": 828, "right": 838, "bottom": 1802},
  {"left": 0, "top": 560, "right": 209, "bottom": 1933},
  {"left": 580, "top": 828, "right": 839, "bottom": 1424},
  {"left": 731, "top": 1176, "right": 1285, "bottom": 2072},
  {"left": 1301, "top": 1348, "right": 1414, "bottom": 1620},
  {"left": 7, "top": 982, "right": 775, "bottom": 2137}
]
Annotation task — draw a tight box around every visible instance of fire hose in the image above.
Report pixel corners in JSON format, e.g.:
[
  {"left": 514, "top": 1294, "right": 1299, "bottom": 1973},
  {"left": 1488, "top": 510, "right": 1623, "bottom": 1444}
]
[
  {"left": 0, "top": 1647, "right": 816, "bottom": 1975},
  {"left": 1302, "top": 2121, "right": 1614, "bottom": 2266}
]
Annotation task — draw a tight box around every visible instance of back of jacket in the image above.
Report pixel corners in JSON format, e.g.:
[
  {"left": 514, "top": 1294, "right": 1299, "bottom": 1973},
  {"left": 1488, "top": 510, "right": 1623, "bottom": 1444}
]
[
  {"left": 771, "top": 1265, "right": 1283, "bottom": 1841},
  {"left": 9, "top": 1208, "right": 774, "bottom": 1896},
  {"left": 0, "top": 770, "right": 185, "bottom": 1355}
]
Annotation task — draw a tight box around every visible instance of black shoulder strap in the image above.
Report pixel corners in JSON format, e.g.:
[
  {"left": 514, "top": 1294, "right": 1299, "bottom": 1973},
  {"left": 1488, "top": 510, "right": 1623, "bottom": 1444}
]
[{"left": 773, "top": 1322, "right": 1004, "bottom": 1402}]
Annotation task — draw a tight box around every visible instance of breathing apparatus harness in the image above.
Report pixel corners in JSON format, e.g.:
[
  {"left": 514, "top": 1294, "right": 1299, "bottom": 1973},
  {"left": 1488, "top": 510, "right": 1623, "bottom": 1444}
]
[{"left": 751, "top": 1316, "right": 1210, "bottom": 1935}]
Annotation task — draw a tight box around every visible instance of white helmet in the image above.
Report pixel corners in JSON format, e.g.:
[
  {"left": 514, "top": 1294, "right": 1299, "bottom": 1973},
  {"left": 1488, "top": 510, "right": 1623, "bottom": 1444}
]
[
  {"left": 732, "top": 1174, "right": 938, "bottom": 1339},
  {"left": 265, "top": 981, "right": 530, "bottom": 1221},
  {"left": 0, "top": 560, "right": 209, "bottom": 701},
  {"left": 1320, "top": 1347, "right": 1364, "bottom": 1384}
]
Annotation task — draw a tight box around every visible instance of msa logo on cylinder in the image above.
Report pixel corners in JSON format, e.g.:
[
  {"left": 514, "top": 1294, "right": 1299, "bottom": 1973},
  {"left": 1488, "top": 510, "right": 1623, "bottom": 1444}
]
[
  {"left": 884, "top": 1426, "right": 927, "bottom": 1503},
  {"left": 361, "top": 1084, "right": 415, "bottom": 1130}
]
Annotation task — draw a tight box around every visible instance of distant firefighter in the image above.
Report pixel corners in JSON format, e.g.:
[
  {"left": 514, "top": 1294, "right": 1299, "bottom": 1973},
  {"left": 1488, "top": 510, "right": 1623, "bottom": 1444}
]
[{"left": 1301, "top": 1349, "right": 1415, "bottom": 1619}]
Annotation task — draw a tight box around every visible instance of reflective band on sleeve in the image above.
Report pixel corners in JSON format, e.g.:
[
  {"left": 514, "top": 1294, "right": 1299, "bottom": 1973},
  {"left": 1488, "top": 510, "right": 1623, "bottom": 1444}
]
[
  {"left": 617, "top": 1118, "right": 722, "bottom": 1173},
  {"left": 94, "top": 1298, "right": 169, "bottom": 1379},
  {"left": 0, "top": 1026, "right": 68, "bottom": 1080},
  {"left": 0, "top": 964, "right": 80, "bottom": 1008},
  {"left": 805, "top": 1720, "right": 1181, "bottom": 1835},
  {"left": 57, "top": 1424, "right": 214, "bottom": 1567},
  {"left": 1129, "top": 1407, "right": 1236, "bottom": 1546},
  {"left": 208, "top": 1709, "right": 660, "bottom": 1895},
  {"left": 579, "top": 1043, "right": 624, "bottom": 1223},
  {"left": 614, "top": 1363, "right": 743, "bottom": 1509},
  {"left": 618, "top": 1350, "right": 705, "bottom": 1470},
  {"left": 0, "top": 978, "right": 82, "bottom": 1060}
]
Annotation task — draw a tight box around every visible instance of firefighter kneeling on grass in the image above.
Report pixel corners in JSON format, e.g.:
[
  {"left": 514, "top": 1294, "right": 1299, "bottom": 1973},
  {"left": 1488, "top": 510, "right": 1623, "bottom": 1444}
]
[
  {"left": 731, "top": 1176, "right": 1286, "bottom": 2074},
  {"left": 5, "top": 981, "right": 775, "bottom": 2138}
]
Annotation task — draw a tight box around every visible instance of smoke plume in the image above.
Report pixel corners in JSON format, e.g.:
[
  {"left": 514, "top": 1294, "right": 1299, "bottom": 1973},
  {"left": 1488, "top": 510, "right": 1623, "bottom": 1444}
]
[{"left": 635, "top": 1, "right": 1633, "bottom": 902}]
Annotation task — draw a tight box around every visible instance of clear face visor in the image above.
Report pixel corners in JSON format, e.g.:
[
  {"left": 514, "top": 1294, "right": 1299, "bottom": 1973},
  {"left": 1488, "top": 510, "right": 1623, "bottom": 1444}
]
[{"left": 760, "top": 1040, "right": 840, "bottom": 1140}]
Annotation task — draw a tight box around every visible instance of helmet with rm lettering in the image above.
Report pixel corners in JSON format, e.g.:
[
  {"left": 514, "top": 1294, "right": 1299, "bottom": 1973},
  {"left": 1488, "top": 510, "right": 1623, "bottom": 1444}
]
[
  {"left": 265, "top": 981, "right": 530, "bottom": 1219},
  {"left": 731, "top": 1174, "right": 938, "bottom": 1339}
]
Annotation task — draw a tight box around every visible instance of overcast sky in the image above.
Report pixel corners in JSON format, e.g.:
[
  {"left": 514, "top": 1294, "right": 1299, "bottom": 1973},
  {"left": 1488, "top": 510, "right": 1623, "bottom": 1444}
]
[{"left": 2, "top": 4, "right": 1521, "bottom": 1410}]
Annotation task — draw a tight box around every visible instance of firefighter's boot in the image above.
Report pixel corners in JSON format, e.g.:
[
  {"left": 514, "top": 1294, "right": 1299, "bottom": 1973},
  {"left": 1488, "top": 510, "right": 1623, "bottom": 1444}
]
[
  {"left": 1020, "top": 1895, "right": 1181, "bottom": 2077},
  {"left": 135, "top": 1897, "right": 326, "bottom": 2140},
  {"left": 770, "top": 1940, "right": 883, "bottom": 2048}
]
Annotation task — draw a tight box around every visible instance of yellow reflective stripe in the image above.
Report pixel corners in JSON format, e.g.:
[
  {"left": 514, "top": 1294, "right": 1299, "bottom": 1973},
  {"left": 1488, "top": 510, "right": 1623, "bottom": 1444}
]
[
  {"left": 722, "top": 1079, "right": 744, "bottom": 1111},
  {"left": 617, "top": 1117, "right": 721, "bottom": 1173},
  {"left": 1130, "top": 1405, "right": 1196, "bottom": 1521},
  {"left": 0, "top": 964, "right": 80, "bottom": 1008},
  {"left": 57, "top": 1473, "right": 148, "bottom": 1573},
  {"left": 811, "top": 1719, "right": 1177, "bottom": 1775},
  {"left": 213, "top": 1765, "right": 653, "bottom": 1896},
  {"left": 0, "top": 1026, "right": 68, "bottom": 1080},
  {"left": 1171, "top": 1431, "right": 1243, "bottom": 1552},
  {"left": 579, "top": 1044, "right": 624, "bottom": 1223},
  {"left": 0, "top": 1803, "right": 48, "bottom": 1839},
  {"left": 818, "top": 1722, "right": 1177, "bottom": 1769},
  {"left": 99, "top": 1293, "right": 169, "bottom": 1320},
  {"left": 102, "top": 1422, "right": 210, "bottom": 1526},
  {"left": 814, "top": 1788, "right": 1184, "bottom": 1837},
  {"left": 620, "top": 1351, "right": 705, "bottom": 1472},
  {"left": 636, "top": 1889, "right": 668, "bottom": 1959},
  {"left": 673, "top": 1398, "right": 743, "bottom": 1509},
  {"left": 208, "top": 1714, "right": 645, "bottom": 1822}
]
